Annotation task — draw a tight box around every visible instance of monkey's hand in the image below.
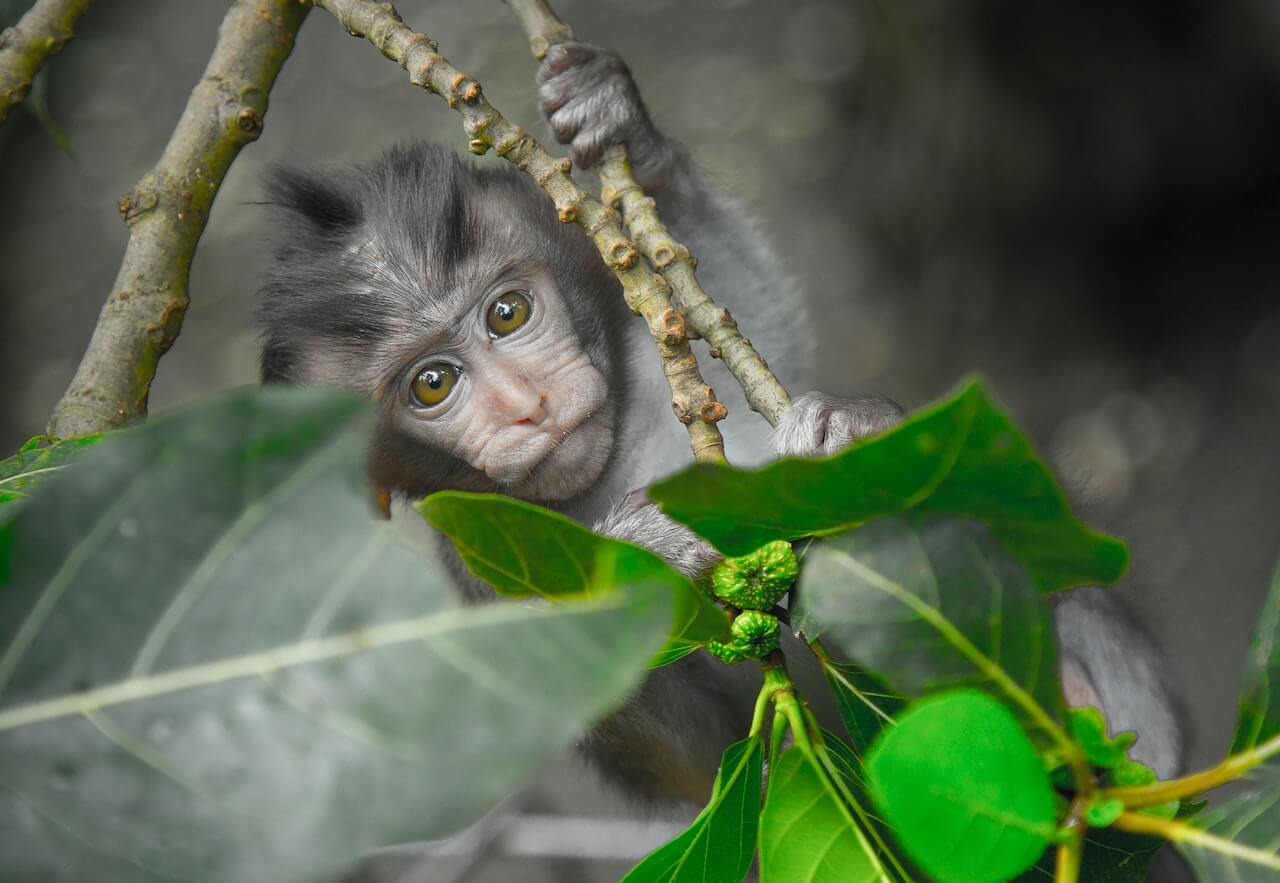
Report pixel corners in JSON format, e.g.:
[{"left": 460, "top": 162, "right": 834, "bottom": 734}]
[
  {"left": 538, "top": 41, "right": 663, "bottom": 174},
  {"left": 593, "top": 489, "right": 720, "bottom": 579},
  {"left": 771, "top": 392, "right": 905, "bottom": 458}
]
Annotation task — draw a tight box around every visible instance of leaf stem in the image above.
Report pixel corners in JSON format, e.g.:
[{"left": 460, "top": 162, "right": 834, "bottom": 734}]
[
  {"left": 1104, "top": 733, "right": 1280, "bottom": 808},
  {"left": 1113, "top": 811, "right": 1280, "bottom": 870},
  {"left": 1054, "top": 829, "right": 1083, "bottom": 883}
]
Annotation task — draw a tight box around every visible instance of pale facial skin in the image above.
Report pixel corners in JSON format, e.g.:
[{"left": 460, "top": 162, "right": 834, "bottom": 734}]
[{"left": 382, "top": 269, "right": 614, "bottom": 502}]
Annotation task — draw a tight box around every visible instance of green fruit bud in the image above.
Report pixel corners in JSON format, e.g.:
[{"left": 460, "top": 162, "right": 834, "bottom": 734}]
[
  {"left": 710, "top": 540, "right": 799, "bottom": 610},
  {"left": 707, "top": 640, "right": 749, "bottom": 664},
  {"left": 729, "top": 609, "right": 780, "bottom": 658}
]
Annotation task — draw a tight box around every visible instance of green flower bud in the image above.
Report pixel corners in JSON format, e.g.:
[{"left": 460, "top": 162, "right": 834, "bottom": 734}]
[{"left": 710, "top": 540, "right": 798, "bottom": 610}]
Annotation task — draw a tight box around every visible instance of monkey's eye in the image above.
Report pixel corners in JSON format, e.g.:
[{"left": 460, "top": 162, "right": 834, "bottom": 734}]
[
  {"left": 486, "top": 291, "right": 532, "bottom": 338},
  {"left": 410, "top": 362, "right": 460, "bottom": 407}
]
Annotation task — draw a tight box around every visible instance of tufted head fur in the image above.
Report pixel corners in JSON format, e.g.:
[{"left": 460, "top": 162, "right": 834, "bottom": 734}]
[{"left": 258, "top": 143, "right": 632, "bottom": 503}]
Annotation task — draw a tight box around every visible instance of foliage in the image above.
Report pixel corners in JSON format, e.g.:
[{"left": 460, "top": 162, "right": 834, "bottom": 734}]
[
  {"left": 3, "top": 379, "right": 1277, "bottom": 881},
  {"left": 0, "top": 388, "right": 671, "bottom": 882},
  {"left": 0, "top": 432, "right": 102, "bottom": 525}
]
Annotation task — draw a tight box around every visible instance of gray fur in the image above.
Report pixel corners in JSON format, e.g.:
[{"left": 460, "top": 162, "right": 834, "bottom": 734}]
[{"left": 1054, "top": 588, "right": 1186, "bottom": 777}]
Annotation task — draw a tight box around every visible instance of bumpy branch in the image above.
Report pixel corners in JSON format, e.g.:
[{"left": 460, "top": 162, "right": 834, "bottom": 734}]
[
  {"left": 507, "top": 0, "right": 793, "bottom": 428},
  {"left": 47, "top": 0, "right": 308, "bottom": 438},
  {"left": 0, "top": 0, "right": 92, "bottom": 125},
  {"left": 310, "top": 0, "right": 728, "bottom": 464}
]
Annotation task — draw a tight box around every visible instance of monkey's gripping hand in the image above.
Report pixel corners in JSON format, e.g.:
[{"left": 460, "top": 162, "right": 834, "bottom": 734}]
[
  {"left": 771, "top": 392, "right": 905, "bottom": 457},
  {"left": 593, "top": 489, "right": 720, "bottom": 580},
  {"left": 537, "top": 41, "right": 666, "bottom": 177}
]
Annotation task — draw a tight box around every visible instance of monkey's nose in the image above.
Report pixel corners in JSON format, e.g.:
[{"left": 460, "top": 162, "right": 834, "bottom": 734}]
[{"left": 513, "top": 393, "right": 549, "bottom": 426}]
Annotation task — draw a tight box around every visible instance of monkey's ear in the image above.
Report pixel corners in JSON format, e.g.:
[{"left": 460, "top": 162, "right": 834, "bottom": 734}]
[{"left": 265, "top": 166, "right": 363, "bottom": 234}]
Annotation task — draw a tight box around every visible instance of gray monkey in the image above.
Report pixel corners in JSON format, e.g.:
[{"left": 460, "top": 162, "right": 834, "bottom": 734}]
[{"left": 258, "top": 40, "right": 1183, "bottom": 811}]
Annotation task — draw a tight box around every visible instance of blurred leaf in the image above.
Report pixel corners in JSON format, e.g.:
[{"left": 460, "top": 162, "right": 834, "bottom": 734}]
[
  {"left": 759, "top": 747, "right": 890, "bottom": 882},
  {"left": 0, "top": 387, "right": 670, "bottom": 883},
  {"left": 622, "top": 736, "right": 763, "bottom": 883},
  {"left": 22, "top": 70, "right": 74, "bottom": 155},
  {"left": 650, "top": 379, "right": 1127, "bottom": 592},
  {"left": 866, "top": 690, "right": 1057, "bottom": 883},
  {"left": 420, "top": 492, "right": 729, "bottom": 666},
  {"left": 823, "top": 660, "right": 906, "bottom": 757},
  {"left": 1232, "top": 560, "right": 1280, "bottom": 754},
  {"left": 1176, "top": 764, "right": 1280, "bottom": 880},
  {"left": 794, "top": 517, "right": 1066, "bottom": 745},
  {"left": 0, "top": 432, "right": 103, "bottom": 524}
]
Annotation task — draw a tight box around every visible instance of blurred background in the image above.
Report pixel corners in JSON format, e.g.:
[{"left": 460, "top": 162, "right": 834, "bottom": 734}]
[{"left": 2, "top": 0, "right": 1278, "bottom": 879}]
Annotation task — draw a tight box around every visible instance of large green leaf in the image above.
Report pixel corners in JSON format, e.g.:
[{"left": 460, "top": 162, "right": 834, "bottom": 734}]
[
  {"left": 650, "top": 379, "right": 1127, "bottom": 592},
  {"left": 0, "top": 387, "right": 670, "bottom": 883},
  {"left": 759, "top": 747, "right": 890, "bottom": 882},
  {"left": 420, "top": 491, "right": 730, "bottom": 666},
  {"left": 1176, "top": 764, "right": 1280, "bottom": 881},
  {"left": 0, "top": 433, "right": 104, "bottom": 525},
  {"left": 622, "top": 736, "right": 763, "bottom": 883},
  {"left": 866, "top": 690, "right": 1057, "bottom": 883},
  {"left": 794, "top": 516, "right": 1066, "bottom": 745},
  {"left": 1232, "top": 560, "right": 1280, "bottom": 754}
]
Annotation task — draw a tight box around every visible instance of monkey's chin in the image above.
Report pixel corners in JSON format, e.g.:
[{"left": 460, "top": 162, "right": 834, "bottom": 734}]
[{"left": 511, "top": 420, "right": 614, "bottom": 502}]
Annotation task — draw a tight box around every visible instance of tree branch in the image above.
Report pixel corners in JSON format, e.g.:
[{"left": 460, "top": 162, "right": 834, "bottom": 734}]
[
  {"left": 506, "top": 0, "right": 793, "bottom": 428},
  {"left": 309, "top": 0, "right": 728, "bottom": 464},
  {"left": 46, "top": 0, "right": 308, "bottom": 438},
  {"left": 0, "top": 0, "right": 92, "bottom": 125}
]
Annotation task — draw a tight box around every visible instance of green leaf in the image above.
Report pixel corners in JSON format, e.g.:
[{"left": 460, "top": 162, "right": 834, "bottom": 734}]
[
  {"left": 0, "top": 433, "right": 104, "bottom": 525},
  {"left": 420, "top": 491, "right": 730, "bottom": 666},
  {"left": 759, "top": 747, "right": 891, "bottom": 882},
  {"left": 866, "top": 690, "right": 1057, "bottom": 883},
  {"left": 650, "top": 379, "right": 1127, "bottom": 592},
  {"left": 0, "top": 387, "right": 670, "bottom": 883},
  {"left": 1232, "top": 560, "right": 1280, "bottom": 754},
  {"left": 622, "top": 736, "right": 763, "bottom": 883},
  {"left": 823, "top": 660, "right": 907, "bottom": 757},
  {"left": 794, "top": 516, "right": 1066, "bottom": 745},
  {"left": 1176, "top": 764, "right": 1280, "bottom": 880}
]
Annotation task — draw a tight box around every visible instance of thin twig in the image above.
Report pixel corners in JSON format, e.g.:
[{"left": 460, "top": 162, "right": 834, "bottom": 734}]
[
  {"left": 46, "top": 0, "right": 309, "bottom": 437},
  {"left": 0, "top": 0, "right": 92, "bottom": 125},
  {"left": 506, "top": 0, "right": 793, "bottom": 427},
  {"left": 309, "top": 0, "right": 728, "bottom": 464}
]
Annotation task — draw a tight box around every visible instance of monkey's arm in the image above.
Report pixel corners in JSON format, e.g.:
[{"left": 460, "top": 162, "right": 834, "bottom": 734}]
[{"left": 537, "top": 44, "right": 798, "bottom": 369}]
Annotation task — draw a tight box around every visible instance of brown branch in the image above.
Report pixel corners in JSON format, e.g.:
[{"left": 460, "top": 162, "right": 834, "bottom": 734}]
[
  {"left": 309, "top": 0, "right": 728, "bottom": 464},
  {"left": 0, "top": 0, "right": 92, "bottom": 125},
  {"left": 47, "top": 0, "right": 309, "bottom": 438},
  {"left": 507, "top": 0, "right": 793, "bottom": 427}
]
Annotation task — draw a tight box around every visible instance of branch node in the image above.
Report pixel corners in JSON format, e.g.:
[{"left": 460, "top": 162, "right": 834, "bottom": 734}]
[{"left": 659, "top": 307, "right": 686, "bottom": 345}]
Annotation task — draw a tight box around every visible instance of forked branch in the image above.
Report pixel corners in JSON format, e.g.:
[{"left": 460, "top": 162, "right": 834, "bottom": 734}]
[{"left": 507, "top": 0, "right": 793, "bottom": 427}]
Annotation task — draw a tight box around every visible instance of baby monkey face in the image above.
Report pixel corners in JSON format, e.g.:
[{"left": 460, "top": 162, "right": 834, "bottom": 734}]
[{"left": 387, "top": 269, "right": 615, "bottom": 502}]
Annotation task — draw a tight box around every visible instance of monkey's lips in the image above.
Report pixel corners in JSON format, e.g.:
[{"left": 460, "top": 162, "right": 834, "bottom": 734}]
[{"left": 502, "top": 411, "right": 614, "bottom": 501}]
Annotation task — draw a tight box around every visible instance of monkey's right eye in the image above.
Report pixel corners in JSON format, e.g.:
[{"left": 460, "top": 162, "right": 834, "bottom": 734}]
[{"left": 410, "top": 362, "right": 460, "bottom": 407}]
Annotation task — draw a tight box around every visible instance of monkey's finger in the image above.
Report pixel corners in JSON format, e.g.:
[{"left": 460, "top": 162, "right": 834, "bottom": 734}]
[{"left": 537, "top": 40, "right": 597, "bottom": 83}]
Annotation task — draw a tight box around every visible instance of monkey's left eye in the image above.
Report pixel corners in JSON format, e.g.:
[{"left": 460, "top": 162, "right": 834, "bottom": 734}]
[
  {"left": 486, "top": 291, "right": 532, "bottom": 338},
  {"left": 411, "top": 362, "right": 460, "bottom": 407}
]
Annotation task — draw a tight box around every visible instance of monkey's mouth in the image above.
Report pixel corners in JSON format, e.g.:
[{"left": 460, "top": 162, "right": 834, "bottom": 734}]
[{"left": 502, "top": 409, "right": 614, "bottom": 501}]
